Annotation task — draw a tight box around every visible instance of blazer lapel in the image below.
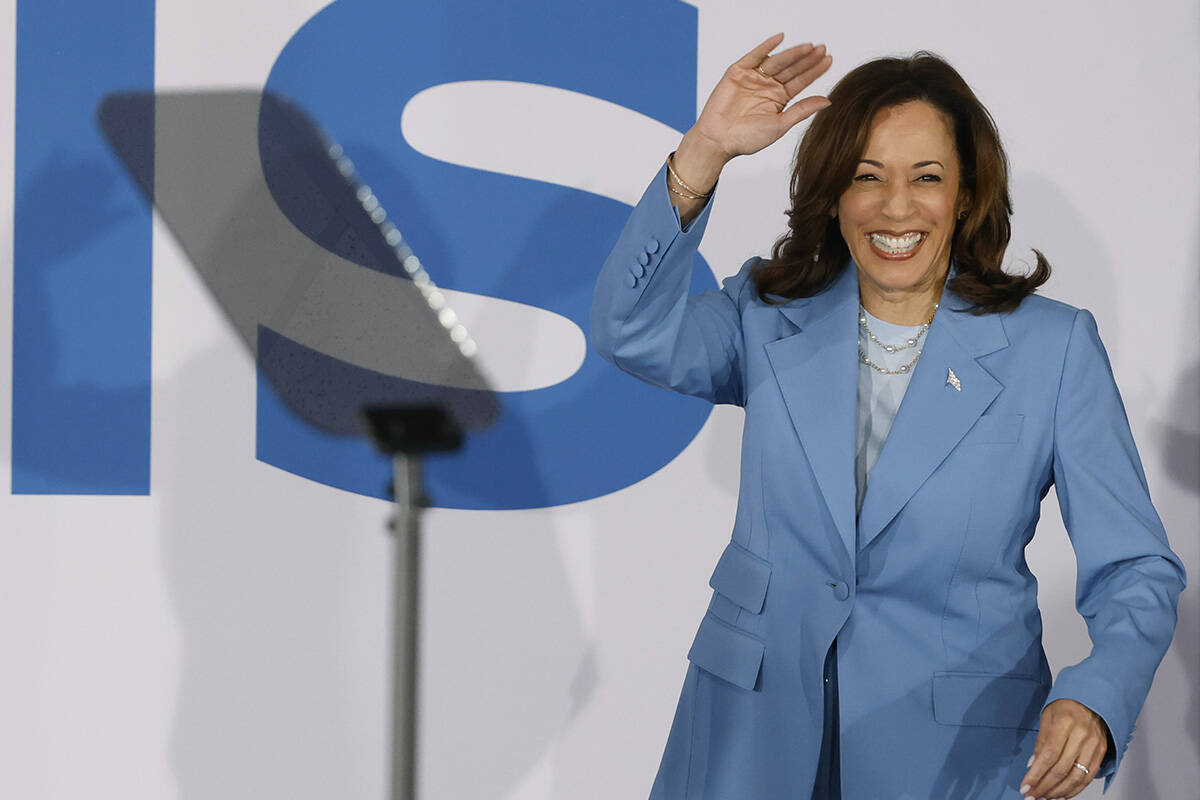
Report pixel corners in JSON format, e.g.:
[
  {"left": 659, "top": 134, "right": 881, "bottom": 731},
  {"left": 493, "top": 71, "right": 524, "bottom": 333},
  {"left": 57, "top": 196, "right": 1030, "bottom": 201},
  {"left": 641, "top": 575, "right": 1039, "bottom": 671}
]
[
  {"left": 764, "top": 267, "right": 859, "bottom": 561},
  {"left": 856, "top": 294, "right": 1009, "bottom": 550}
]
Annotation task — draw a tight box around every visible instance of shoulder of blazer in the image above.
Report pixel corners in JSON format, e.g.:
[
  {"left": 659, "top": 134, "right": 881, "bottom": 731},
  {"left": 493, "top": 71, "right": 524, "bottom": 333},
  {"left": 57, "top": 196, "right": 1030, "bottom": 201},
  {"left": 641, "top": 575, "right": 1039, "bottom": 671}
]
[
  {"left": 955, "top": 290, "right": 1083, "bottom": 360},
  {"left": 1003, "top": 291, "right": 1082, "bottom": 327}
]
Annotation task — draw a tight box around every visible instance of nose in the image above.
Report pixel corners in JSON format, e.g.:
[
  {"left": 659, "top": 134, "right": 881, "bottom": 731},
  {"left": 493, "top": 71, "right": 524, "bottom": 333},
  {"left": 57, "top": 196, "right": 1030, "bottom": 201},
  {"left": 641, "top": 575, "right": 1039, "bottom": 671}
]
[{"left": 881, "top": 181, "right": 914, "bottom": 220}]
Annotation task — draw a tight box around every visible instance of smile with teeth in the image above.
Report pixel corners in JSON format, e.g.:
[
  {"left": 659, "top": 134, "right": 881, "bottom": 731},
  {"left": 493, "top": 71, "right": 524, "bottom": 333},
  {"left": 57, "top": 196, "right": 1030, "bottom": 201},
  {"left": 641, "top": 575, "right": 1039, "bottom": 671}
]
[{"left": 869, "top": 231, "right": 926, "bottom": 255}]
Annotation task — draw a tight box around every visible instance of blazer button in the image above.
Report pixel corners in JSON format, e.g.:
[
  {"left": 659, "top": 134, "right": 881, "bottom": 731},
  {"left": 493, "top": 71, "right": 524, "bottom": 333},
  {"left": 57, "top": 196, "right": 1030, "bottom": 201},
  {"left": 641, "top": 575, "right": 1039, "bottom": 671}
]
[
  {"left": 637, "top": 251, "right": 650, "bottom": 267},
  {"left": 829, "top": 580, "right": 850, "bottom": 601},
  {"left": 630, "top": 262, "right": 645, "bottom": 278},
  {"left": 625, "top": 272, "right": 638, "bottom": 288},
  {"left": 646, "top": 237, "right": 660, "bottom": 254}
]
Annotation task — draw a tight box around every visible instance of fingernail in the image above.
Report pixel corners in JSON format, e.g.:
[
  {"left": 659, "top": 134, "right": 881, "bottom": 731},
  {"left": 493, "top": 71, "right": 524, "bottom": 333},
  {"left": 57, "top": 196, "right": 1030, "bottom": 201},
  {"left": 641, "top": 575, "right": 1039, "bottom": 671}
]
[
  {"left": 1027, "top": 755, "right": 1035, "bottom": 767},
  {"left": 1020, "top": 785, "right": 1030, "bottom": 795}
]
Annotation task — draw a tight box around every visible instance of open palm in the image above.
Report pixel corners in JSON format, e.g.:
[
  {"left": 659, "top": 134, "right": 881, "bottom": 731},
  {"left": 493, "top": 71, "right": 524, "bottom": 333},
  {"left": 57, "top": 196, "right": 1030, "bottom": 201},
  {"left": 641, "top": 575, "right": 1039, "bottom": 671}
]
[{"left": 692, "top": 34, "right": 833, "bottom": 160}]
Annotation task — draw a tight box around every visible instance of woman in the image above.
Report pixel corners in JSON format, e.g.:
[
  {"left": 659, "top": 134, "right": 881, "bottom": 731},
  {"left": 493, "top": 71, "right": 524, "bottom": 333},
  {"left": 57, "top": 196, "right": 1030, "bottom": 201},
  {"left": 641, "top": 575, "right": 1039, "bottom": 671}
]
[{"left": 590, "top": 35, "right": 1186, "bottom": 800}]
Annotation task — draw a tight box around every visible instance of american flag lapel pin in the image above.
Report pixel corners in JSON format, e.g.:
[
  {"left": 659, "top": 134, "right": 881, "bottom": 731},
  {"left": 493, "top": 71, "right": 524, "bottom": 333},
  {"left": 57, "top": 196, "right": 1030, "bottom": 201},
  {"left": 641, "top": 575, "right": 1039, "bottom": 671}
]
[{"left": 946, "top": 367, "right": 961, "bottom": 391}]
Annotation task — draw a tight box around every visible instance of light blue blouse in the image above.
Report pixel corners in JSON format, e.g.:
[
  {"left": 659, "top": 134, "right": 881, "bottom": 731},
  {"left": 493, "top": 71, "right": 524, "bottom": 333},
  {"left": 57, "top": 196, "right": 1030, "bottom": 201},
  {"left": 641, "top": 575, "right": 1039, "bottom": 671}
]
[{"left": 855, "top": 307, "right": 927, "bottom": 517}]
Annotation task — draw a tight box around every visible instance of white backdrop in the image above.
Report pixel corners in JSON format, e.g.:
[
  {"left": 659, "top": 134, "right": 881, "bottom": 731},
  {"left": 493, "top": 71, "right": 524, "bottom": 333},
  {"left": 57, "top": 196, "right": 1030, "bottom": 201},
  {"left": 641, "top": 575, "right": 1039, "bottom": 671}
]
[{"left": 1, "top": 1, "right": 1196, "bottom": 798}]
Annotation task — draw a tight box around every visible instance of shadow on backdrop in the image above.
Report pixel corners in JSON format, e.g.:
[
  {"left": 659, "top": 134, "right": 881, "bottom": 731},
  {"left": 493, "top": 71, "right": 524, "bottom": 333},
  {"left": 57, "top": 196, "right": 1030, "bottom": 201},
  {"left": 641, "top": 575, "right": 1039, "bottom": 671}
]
[
  {"left": 99, "top": 88, "right": 594, "bottom": 798},
  {"left": 97, "top": 89, "right": 498, "bottom": 437}
]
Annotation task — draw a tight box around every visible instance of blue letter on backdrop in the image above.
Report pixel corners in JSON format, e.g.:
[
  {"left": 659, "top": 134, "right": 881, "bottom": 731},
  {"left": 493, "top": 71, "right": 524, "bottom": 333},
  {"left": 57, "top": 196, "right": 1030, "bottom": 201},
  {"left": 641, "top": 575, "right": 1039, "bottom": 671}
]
[
  {"left": 12, "top": 0, "right": 155, "bottom": 493},
  {"left": 11, "top": 0, "right": 713, "bottom": 509},
  {"left": 260, "top": 0, "right": 714, "bottom": 509}
]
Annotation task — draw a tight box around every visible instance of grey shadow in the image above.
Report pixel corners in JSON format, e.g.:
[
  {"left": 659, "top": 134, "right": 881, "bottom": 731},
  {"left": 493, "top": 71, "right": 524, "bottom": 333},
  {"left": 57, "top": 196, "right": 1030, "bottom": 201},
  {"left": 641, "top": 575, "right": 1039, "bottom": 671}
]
[
  {"left": 1010, "top": 172, "right": 1118, "bottom": 334},
  {"left": 98, "top": 90, "right": 498, "bottom": 437},
  {"left": 157, "top": 342, "right": 383, "bottom": 798},
  {"left": 1156, "top": 358, "right": 1200, "bottom": 495},
  {"left": 1128, "top": 275, "right": 1200, "bottom": 796},
  {"left": 117, "top": 91, "right": 593, "bottom": 797}
]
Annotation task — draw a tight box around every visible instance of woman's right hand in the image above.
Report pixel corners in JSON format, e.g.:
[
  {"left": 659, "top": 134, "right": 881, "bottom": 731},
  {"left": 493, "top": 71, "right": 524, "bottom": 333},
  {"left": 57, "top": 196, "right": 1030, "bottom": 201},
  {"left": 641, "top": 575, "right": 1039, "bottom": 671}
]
[{"left": 673, "top": 34, "right": 833, "bottom": 196}]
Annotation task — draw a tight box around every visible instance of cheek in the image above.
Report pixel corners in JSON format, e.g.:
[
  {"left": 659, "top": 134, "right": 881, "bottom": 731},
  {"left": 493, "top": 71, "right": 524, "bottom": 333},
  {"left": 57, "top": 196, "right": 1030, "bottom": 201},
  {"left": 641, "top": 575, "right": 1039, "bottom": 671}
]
[
  {"left": 837, "top": 216, "right": 861, "bottom": 256},
  {"left": 929, "top": 204, "right": 959, "bottom": 236},
  {"left": 926, "top": 183, "right": 962, "bottom": 226},
  {"left": 836, "top": 193, "right": 872, "bottom": 242},
  {"left": 837, "top": 190, "right": 872, "bottom": 224}
]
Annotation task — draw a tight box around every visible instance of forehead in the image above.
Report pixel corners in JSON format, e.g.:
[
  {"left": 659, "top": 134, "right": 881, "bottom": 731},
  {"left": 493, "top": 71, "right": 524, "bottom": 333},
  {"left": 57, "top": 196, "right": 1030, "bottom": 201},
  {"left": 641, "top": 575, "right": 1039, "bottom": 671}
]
[{"left": 862, "top": 101, "right": 957, "bottom": 161}]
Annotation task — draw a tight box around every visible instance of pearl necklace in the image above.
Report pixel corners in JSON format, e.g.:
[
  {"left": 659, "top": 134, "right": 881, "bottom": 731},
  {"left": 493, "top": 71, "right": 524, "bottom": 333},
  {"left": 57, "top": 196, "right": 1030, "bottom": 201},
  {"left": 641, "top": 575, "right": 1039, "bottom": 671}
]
[{"left": 857, "top": 304, "right": 937, "bottom": 375}]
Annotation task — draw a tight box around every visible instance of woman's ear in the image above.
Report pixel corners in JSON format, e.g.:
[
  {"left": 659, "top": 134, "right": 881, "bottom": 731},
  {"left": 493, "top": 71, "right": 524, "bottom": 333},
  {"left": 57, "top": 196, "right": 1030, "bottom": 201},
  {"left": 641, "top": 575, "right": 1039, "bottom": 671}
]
[{"left": 956, "top": 192, "right": 972, "bottom": 220}]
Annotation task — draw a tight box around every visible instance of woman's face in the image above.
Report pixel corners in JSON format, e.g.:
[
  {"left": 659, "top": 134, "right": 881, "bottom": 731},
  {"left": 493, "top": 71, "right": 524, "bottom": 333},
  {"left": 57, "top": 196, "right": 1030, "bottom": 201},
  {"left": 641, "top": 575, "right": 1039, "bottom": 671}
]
[{"left": 837, "top": 100, "right": 966, "bottom": 302}]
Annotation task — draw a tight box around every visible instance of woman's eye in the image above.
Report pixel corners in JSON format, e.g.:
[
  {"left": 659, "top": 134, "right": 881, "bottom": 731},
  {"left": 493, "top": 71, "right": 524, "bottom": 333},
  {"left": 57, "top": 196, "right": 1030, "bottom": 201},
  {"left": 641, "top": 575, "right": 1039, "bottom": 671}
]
[
  {"left": 853, "top": 174, "right": 879, "bottom": 182},
  {"left": 916, "top": 174, "right": 942, "bottom": 182}
]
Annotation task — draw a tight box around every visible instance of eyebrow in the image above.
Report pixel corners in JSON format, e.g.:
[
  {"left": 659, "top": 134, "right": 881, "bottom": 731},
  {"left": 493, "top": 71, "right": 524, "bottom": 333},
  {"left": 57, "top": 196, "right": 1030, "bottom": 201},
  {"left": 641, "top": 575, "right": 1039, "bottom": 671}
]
[{"left": 857, "top": 159, "right": 945, "bottom": 169}]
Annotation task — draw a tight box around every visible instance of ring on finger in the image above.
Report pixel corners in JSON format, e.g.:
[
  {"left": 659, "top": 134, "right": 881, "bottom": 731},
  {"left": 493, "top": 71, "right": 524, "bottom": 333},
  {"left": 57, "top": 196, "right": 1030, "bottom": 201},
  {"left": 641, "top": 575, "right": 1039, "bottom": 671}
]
[
  {"left": 1073, "top": 762, "right": 1090, "bottom": 776},
  {"left": 755, "top": 65, "right": 774, "bottom": 80}
]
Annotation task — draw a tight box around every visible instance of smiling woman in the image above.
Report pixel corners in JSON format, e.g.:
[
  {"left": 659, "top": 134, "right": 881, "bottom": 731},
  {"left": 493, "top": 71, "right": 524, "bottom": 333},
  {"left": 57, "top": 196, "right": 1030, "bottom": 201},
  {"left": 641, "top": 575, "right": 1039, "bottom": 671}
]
[
  {"left": 756, "top": 51, "right": 1050, "bottom": 320},
  {"left": 839, "top": 101, "right": 965, "bottom": 322},
  {"left": 590, "top": 34, "right": 1185, "bottom": 800}
]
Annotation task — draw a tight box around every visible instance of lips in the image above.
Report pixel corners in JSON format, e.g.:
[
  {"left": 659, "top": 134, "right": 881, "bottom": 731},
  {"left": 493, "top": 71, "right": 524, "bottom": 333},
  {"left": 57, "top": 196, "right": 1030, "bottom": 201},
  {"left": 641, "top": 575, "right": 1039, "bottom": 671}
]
[{"left": 867, "top": 231, "right": 926, "bottom": 260}]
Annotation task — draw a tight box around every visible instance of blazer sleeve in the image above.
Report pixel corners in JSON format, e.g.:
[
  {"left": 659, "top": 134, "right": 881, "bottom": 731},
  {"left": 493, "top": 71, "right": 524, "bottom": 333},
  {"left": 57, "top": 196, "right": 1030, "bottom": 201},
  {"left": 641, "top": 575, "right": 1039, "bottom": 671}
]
[
  {"left": 1041, "top": 308, "right": 1187, "bottom": 791},
  {"left": 589, "top": 162, "right": 755, "bottom": 407}
]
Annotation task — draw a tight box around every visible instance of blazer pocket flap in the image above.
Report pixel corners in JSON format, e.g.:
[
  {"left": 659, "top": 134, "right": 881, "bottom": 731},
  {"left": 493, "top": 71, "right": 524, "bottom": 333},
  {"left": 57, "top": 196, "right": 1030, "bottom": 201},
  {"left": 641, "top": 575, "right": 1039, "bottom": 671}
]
[
  {"left": 688, "top": 612, "right": 765, "bottom": 691},
  {"left": 962, "top": 414, "right": 1023, "bottom": 445},
  {"left": 933, "top": 672, "right": 1048, "bottom": 730},
  {"left": 709, "top": 541, "right": 772, "bottom": 614}
]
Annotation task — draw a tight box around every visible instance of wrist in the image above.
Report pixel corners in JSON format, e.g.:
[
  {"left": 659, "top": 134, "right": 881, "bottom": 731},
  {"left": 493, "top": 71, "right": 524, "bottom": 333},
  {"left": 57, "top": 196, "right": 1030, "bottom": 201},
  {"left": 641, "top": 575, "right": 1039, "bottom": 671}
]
[{"left": 673, "top": 131, "right": 730, "bottom": 194}]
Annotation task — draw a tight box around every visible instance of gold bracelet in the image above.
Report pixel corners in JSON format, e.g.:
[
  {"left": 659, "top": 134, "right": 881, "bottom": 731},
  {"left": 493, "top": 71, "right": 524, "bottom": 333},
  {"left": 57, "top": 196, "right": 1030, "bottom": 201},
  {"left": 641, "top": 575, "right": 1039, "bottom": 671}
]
[
  {"left": 667, "top": 152, "right": 713, "bottom": 198},
  {"left": 666, "top": 180, "right": 706, "bottom": 201}
]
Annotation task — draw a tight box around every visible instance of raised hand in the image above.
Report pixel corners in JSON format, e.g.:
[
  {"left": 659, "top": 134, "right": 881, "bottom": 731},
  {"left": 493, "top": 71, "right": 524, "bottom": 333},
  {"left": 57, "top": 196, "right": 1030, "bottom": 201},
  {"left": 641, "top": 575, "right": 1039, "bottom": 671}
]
[
  {"left": 672, "top": 34, "right": 832, "bottom": 195},
  {"left": 694, "top": 34, "right": 832, "bottom": 160}
]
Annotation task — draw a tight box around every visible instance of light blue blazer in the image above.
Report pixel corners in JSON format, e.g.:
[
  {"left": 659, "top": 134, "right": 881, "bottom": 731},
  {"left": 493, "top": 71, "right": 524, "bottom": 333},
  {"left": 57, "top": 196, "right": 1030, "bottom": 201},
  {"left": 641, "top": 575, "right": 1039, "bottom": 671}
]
[{"left": 590, "top": 164, "right": 1186, "bottom": 800}]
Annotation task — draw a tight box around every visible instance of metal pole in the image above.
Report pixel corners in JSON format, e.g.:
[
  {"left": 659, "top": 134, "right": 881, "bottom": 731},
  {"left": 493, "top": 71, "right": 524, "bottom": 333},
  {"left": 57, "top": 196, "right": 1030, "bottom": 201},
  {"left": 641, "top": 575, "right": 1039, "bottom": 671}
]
[{"left": 390, "top": 454, "right": 422, "bottom": 800}]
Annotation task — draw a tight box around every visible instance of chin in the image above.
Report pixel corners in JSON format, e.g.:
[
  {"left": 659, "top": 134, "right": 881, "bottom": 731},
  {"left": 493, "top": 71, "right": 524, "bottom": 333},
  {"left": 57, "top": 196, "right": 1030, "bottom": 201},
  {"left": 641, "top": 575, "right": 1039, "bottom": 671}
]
[{"left": 855, "top": 255, "right": 940, "bottom": 290}]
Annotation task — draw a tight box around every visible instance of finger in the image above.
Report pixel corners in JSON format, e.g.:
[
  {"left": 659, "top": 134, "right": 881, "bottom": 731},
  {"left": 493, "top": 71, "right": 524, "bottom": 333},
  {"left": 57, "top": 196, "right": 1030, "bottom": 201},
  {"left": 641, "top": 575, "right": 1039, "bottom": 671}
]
[
  {"left": 772, "top": 43, "right": 826, "bottom": 85},
  {"left": 1043, "top": 735, "right": 1103, "bottom": 799},
  {"left": 734, "top": 33, "right": 785, "bottom": 68},
  {"left": 776, "top": 96, "right": 831, "bottom": 133},
  {"left": 1078, "top": 738, "right": 1106, "bottom": 794},
  {"left": 757, "top": 42, "right": 815, "bottom": 77},
  {"left": 782, "top": 53, "right": 834, "bottom": 98},
  {"left": 1021, "top": 720, "right": 1069, "bottom": 797},
  {"left": 1030, "top": 727, "right": 1091, "bottom": 799}
]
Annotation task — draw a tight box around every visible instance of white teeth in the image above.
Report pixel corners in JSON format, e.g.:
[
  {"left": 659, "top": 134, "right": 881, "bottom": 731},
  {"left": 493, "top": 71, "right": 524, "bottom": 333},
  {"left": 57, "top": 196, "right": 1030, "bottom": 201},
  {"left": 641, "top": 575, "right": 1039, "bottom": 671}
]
[{"left": 870, "top": 232, "right": 924, "bottom": 254}]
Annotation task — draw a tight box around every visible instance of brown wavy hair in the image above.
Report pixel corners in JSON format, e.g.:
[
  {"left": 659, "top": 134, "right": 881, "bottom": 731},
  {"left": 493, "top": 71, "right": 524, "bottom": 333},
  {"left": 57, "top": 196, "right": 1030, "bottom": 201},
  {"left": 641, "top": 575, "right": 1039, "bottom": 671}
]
[{"left": 754, "top": 52, "right": 1049, "bottom": 313}]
